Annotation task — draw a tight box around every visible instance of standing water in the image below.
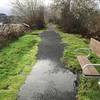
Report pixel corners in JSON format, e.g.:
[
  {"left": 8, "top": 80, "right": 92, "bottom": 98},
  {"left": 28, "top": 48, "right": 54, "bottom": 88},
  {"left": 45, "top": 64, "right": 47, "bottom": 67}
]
[{"left": 17, "top": 31, "right": 77, "bottom": 100}]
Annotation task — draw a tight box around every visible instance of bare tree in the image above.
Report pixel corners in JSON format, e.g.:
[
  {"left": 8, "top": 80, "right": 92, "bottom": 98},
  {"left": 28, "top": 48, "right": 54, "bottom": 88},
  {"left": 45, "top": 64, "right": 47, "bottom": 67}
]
[
  {"left": 12, "top": 0, "right": 45, "bottom": 29},
  {"left": 52, "top": 0, "right": 99, "bottom": 34},
  {"left": 51, "top": 0, "right": 75, "bottom": 32}
]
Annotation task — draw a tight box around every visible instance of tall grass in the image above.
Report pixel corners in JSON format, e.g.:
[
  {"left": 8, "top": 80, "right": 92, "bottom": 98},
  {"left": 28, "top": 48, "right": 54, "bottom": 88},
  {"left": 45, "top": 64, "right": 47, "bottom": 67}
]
[{"left": 0, "top": 30, "right": 42, "bottom": 100}]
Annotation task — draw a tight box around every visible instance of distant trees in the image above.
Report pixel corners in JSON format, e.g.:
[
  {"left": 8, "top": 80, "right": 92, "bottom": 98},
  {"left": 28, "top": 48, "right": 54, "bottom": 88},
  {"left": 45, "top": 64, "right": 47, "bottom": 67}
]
[
  {"left": 51, "top": 0, "right": 100, "bottom": 40},
  {"left": 71, "top": 0, "right": 97, "bottom": 33},
  {"left": 0, "top": 13, "right": 10, "bottom": 24},
  {"left": 52, "top": 0, "right": 74, "bottom": 32},
  {"left": 12, "top": 0, "right": 45, "bottom": 29}
]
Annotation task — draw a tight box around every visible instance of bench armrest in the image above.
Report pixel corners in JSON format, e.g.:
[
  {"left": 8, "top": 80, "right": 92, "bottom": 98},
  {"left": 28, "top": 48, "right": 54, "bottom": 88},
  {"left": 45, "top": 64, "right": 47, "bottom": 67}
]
[
  {"left": 83, "top": 64, "right": 100, "bottom": 69},
  {"left": 75, "top": 48, "right": 91, "bottom": 57}
]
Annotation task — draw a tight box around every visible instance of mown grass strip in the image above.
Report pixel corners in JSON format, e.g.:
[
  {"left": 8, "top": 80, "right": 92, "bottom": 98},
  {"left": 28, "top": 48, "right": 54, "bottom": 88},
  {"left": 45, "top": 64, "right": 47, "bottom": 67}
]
[{"left": 0, "top": 30, "right": 43, "bottom": 100}]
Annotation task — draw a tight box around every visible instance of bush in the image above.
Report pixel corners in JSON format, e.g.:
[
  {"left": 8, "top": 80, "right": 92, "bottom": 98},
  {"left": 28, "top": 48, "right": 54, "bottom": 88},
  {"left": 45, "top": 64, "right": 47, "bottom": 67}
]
[{"left": 0, "top": 24, "right": 29, "bottom": 48}]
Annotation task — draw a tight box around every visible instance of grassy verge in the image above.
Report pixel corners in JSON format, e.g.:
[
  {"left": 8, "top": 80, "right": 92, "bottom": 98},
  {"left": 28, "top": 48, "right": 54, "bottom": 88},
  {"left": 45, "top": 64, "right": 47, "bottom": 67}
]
[
  {"left": 0, "top": 30, "right": 43, "bottom": 100},
  {"left": 58, "top": 31, "right": 100, "bottom": 100}
]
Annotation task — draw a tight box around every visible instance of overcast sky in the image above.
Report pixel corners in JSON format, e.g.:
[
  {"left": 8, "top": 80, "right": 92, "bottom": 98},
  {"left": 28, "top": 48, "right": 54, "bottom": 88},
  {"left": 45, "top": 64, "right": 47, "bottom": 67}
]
[
  {"left": 0, "top": 0, "right": 99, "bottom": 15},
  {"left": 0, "top": 0, "right": 52, "bottom": 15},
  {"left": 0, "top": 0, "right": 12, "bottom": 15}
]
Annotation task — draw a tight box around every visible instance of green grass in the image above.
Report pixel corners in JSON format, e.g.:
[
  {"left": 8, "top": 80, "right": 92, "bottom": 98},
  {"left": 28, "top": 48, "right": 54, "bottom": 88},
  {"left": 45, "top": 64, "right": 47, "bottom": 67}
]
[
  {"left": 0, "top": 30, "right": 42, "bottom": 100},
  {"left": 58, "top": 31, "right": 100, "bottom": 100},
  {"left": 59, "top": 31, "right": 88, "bottom": 72}
]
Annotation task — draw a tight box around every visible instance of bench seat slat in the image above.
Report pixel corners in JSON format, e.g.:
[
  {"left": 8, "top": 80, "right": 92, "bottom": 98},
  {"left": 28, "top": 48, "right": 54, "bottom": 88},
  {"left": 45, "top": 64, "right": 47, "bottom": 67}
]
[{"left": 77, "top": 56, "right": 100, "bottom": 76}]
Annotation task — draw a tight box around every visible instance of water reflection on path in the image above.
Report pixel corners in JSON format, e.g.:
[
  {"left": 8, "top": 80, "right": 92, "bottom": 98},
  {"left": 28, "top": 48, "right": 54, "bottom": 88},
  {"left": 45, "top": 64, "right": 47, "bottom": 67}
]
[
  {"left": 17, "top": 59, "right": 76, "bottom": 100},
  {"left": 17, "top": 31, "right": 77, "bottom": 100}
]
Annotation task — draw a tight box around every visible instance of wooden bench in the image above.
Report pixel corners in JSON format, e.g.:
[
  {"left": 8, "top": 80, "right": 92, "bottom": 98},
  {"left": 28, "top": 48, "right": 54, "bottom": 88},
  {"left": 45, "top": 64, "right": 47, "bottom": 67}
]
[{"left": 77, "top": 38, "right": 100, "bottom": 77}]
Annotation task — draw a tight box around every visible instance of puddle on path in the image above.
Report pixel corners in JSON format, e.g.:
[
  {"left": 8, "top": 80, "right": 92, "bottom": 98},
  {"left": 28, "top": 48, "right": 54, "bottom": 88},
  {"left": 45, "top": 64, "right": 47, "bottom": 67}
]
[
  {"left": 17, "top": 59, "right": 76, "bottom": 100},
  {"left": 17, "top": 31, "right": 77, "bottom": 100}
]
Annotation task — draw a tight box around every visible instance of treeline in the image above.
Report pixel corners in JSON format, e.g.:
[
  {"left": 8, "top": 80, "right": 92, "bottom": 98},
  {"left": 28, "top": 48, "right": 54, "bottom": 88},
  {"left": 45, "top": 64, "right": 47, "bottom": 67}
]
[{"left": 51, "top": 0, "right": 100, "bottom": 40}]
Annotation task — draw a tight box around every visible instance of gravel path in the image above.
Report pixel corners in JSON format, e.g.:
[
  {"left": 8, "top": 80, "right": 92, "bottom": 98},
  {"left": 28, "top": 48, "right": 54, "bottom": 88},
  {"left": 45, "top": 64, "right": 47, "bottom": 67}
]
[{"left": 17, "top": 30, "right": 76, "bottom": 100}]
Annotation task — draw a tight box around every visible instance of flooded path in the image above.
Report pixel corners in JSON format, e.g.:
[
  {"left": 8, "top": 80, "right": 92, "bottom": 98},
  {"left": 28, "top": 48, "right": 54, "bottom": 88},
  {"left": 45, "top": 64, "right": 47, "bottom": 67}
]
[{"left": 17, "top": 31, "right": 77, "bottom": 100}]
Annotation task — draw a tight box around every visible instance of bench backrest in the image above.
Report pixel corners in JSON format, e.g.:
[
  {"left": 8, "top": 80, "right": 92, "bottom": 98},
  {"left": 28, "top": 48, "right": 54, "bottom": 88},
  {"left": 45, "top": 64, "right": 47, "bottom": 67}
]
[{"left": 89, "top": 38, "right": 100, "bottom": 57}]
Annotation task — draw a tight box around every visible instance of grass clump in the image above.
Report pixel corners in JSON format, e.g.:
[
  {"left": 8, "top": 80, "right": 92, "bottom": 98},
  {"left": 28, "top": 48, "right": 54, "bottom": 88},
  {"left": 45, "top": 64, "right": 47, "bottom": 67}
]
[
  {"left": 58, "top": 31, "right": 100, "bottom": 100},
  {"left": 0, "top": 30, "right": 42, "bottom": 100},
  {"left": 59, "top": 31, "right": 88, "bottom": 72}
]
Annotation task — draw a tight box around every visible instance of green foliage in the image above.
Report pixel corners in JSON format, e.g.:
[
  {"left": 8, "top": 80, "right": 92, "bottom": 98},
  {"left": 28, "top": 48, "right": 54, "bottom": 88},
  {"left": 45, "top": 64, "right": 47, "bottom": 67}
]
[
  {"left": 59, "top": 31, "right": 100, "bottom": 100},
  {"left": 0, "top": 30, "right": 41, "bottom": 100}
]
